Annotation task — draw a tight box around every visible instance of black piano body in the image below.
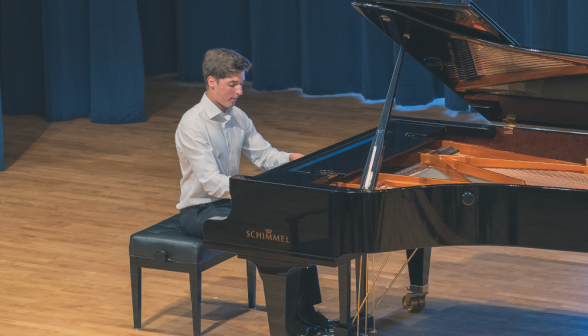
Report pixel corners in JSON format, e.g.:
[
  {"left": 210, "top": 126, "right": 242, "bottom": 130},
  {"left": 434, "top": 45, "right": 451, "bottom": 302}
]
[{"left": 204, "top": 1, "right": 588, "bottom": 335}]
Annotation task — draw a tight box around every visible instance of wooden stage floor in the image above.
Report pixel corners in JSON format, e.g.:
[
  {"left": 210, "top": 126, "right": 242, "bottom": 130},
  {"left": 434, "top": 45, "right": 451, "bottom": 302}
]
[{"left": 2, "top": 75, "right": 588, "bottom": 335}]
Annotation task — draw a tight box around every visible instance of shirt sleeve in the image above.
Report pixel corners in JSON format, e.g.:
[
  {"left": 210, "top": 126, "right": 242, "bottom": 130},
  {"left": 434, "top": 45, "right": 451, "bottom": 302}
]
[
  {"left": 177, "top": 119, "right": 231, "bottom": 199},
  {"left": 241, "top": 115, "right": 291, "bottom": 171}
]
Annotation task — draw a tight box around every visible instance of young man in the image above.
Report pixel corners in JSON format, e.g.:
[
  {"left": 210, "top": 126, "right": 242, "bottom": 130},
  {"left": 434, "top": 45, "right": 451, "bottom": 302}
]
[{"left": 175, "top": 49, "right": 332, "bottom": 336}]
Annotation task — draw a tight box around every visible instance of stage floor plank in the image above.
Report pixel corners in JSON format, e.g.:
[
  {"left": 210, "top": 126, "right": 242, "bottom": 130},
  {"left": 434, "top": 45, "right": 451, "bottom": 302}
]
[{"left": 1, "top": 75, "right": 588, "bottom": 335}]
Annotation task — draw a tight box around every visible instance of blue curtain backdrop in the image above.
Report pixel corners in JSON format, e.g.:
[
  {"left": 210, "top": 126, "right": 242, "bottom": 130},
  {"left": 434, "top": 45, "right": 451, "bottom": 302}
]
[
  {"left": 42, "top": 1, "right": 90, "bottom": 122},
  {"left": 162, "top": 0, "right": 588, "bottom": 103},
  {"left": 0, "top": 3, "right": 3, "bottom": 172},
  {"left": 89, "top": 0, "right": 145, "bottom": 124},
  {"left": 0, "top": 78, "right": 3, "bottom": 171},
  {"left": 2, "top": 0, "right": 588, "bottom": 171},
  {"left": 0, "top": 0, "right": 144, "bottom": 122},
  {"left": 0, "top": 0, "right": 145, "bottom": 170}
]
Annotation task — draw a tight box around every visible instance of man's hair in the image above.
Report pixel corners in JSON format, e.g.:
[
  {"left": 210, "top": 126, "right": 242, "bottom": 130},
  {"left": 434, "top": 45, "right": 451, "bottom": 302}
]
[{"left": 202, "top": 48, "right": 252, "bottom": 86}]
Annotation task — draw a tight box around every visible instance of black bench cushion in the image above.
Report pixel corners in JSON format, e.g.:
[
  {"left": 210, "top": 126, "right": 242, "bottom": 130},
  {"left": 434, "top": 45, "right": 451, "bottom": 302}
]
[{"left": 129, "top": 214, "right": 224, "bottom": 264}]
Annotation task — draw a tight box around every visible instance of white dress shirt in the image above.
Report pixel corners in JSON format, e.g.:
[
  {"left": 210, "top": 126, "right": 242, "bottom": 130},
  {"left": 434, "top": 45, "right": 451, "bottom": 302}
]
[{"left": 175, "top": 93, "right": 291, "bottom": 209}]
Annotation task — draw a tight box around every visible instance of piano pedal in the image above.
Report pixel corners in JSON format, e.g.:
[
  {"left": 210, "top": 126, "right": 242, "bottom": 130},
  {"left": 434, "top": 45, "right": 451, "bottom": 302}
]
[{"left": 333, "top": 315, "right": 374, "bottom": 336}]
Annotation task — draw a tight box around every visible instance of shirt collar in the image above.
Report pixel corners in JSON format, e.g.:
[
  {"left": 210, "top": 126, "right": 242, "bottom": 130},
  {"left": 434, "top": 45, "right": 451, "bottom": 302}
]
[{"left": 201, "top": 92, "right": 233, "bottom": 121}]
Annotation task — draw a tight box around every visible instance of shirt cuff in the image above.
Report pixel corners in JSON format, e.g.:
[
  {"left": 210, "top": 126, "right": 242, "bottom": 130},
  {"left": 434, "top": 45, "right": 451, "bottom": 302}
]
[{"left": 281, "top": 152, "right": 293, "bottom": 166}]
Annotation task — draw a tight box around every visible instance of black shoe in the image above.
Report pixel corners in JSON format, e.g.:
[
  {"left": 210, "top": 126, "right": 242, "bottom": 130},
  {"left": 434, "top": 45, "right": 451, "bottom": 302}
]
[
  {"left": 292, "top": 314, "right": 325, "bottom": 336},
  {"left": 298, "top": 305, "right": 338, "bottom": 330}
]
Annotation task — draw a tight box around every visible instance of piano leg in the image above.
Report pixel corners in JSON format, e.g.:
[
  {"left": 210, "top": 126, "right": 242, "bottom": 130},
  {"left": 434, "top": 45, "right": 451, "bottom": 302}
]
[
  {"left": 334, "top": 260, "right": 351, "bottom": 336},
  {"left": 247, "top": 258, "right": 302, "bottom": 336},
  {"left": 403, "top": 248, "right": 431, "bottom": 313}
]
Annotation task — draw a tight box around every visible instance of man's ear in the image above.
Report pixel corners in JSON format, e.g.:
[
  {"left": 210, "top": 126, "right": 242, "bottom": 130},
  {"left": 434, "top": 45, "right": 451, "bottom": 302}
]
[{"left": 207, "top": 76, "right": 217, "bottom": 89}]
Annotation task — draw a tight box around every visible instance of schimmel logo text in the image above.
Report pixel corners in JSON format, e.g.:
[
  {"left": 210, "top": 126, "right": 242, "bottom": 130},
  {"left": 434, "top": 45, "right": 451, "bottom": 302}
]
[{"left": 246, "top": 229, "right": 291, "bottom": 243}]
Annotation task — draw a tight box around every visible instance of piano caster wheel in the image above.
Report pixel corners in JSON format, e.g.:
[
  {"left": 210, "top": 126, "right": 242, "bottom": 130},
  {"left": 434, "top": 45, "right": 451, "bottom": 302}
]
[{"left": 402, "top": 294, "right": 425, "bottom": 313}]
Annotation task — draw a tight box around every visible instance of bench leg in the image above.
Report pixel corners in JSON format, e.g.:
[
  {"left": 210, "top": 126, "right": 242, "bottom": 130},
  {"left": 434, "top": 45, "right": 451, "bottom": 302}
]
[
  {"left": 246, "top": 260, "right": 257, "bottom": 309},
  {"left": 130, "top": 257, "right": 142, "bottom": 329},
  {"left": 189, "top": 264, "right": 203, "bottom": 336}
]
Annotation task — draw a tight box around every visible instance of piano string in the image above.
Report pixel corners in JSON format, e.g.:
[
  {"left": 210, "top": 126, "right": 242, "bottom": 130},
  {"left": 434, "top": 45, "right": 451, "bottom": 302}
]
[
  {"left": 322, "top": 140, "right": 588, "bottom": 191},
  {"left": 352, "top": 249, "right": 421, "bottom": 334}
]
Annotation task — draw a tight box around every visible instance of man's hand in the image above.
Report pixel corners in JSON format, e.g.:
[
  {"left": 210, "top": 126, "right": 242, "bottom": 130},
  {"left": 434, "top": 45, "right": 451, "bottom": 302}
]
[
  {"left": 231, "top": 174, "right": 246, "bottom": 180},
  {"left": 289, "top": 153, "right": 304, "bottom": 161}
]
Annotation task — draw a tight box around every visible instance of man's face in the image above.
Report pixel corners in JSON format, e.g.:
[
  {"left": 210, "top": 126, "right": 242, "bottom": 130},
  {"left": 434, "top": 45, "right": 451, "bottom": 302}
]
[{"left": 206, "top": 71, "right": 245, "bottom": 112}]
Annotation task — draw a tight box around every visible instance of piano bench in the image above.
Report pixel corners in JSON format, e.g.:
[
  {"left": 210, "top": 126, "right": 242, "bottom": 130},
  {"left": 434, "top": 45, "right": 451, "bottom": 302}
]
[{"left": 128, "top": 214, "right": 257, "bottom": 336}]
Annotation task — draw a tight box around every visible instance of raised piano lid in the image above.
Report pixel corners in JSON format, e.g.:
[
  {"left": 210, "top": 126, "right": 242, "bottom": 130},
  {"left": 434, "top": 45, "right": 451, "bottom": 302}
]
[{"left": 353, "top": 0, "right": 588, "bottom": 132}]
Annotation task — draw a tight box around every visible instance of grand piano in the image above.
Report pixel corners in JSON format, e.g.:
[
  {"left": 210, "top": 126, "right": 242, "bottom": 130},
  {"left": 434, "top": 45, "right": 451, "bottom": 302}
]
[{"left": 204, "top": 1, "right": 588, "bottom": 335}]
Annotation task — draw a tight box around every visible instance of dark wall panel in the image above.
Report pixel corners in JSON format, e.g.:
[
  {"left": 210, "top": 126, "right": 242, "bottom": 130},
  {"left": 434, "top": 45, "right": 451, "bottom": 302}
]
[
  {"left": 176, "top": 0, "right": 251, "bottom": 83},
  {"left": 0, "top": 0, "right": 44, "bottom": 116},
  {"left": 0, "top": 77, "right": 4, "bottom": 171},
  {"left": 138, "top": 0, "right": 177, "bottom": 76},
  {"left": 0, "top": 3, "right": 2, "bottom": 171}
]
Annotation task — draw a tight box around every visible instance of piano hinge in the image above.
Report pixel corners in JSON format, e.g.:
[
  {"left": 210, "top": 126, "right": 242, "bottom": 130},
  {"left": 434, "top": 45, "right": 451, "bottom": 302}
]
[
  {"left": 316, "top": 170, "right": 346, "bottom": 184},
  {"left": 503, "top": 114, "right": 517, "bottom": 135}
]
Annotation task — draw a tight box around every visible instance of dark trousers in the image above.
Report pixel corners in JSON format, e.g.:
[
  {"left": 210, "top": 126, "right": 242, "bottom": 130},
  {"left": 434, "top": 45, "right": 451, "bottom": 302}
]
[
  {"left": 180, "top": 200, "right": 322, "bottom": 308},
  {"left": 180, "top": 200, "right": 232, "bottom": 238}
]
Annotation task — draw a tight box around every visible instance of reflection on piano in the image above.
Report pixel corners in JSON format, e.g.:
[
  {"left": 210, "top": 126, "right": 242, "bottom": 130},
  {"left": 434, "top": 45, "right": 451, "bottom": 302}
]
[{"left": 204, "top": 1, "right": 588, "bottom": 335}]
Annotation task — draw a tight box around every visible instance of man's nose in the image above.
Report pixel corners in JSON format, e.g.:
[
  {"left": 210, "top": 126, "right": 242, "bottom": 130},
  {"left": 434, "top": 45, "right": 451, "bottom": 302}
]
[{"left": 236, "top": 85, "right": 243, "bottom": 95}]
